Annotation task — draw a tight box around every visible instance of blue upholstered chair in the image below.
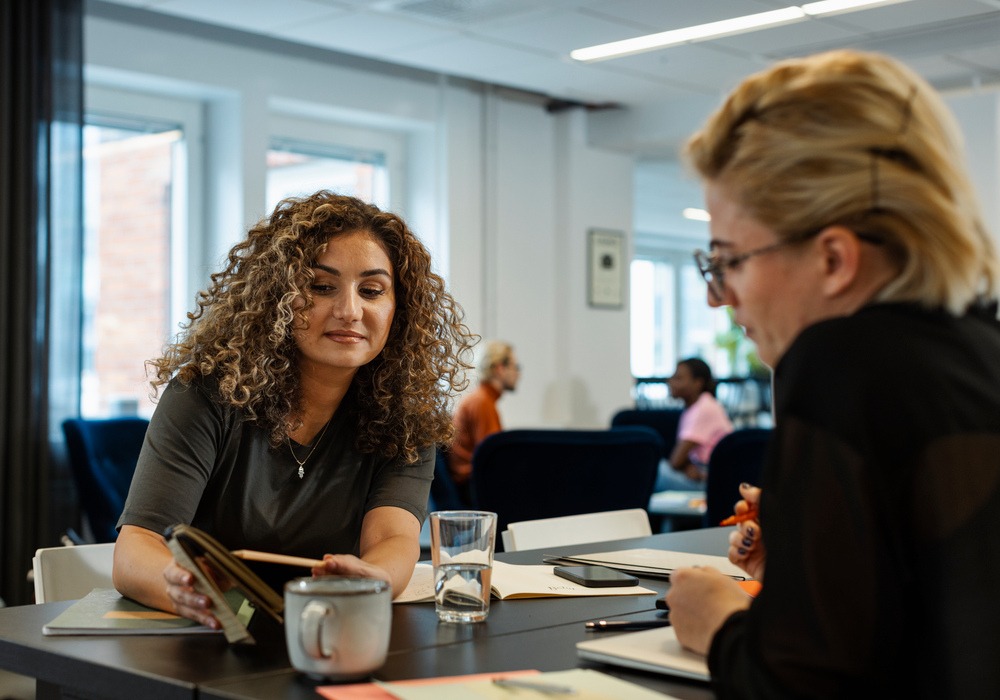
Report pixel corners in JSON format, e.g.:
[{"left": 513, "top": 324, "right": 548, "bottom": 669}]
[
  {"left": 609, "top": 408, "right": 683, "bottom": 463},
  {"left": 429, "top": 445, "right": 467, "bottom": 511},
  {"left": 703, "top": 428, "right": 772, "bottom": 527},
  {"left": 469, "top": 427, "right": 663, "bottom": 549},
  {"left": 62, "top": 417, "right": 149, "bottom": 543}
]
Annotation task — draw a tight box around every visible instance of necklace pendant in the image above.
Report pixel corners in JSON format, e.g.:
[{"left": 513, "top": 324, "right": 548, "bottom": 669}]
[{"left": 297, "top": 465, "right": 305, "bottom": 479}]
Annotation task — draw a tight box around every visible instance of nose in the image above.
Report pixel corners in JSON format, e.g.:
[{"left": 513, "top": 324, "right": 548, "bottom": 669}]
[
  {"left": 707, "top": 285, "right": 733, "bottom": 308},
  {"left": 333, "top": 289, "right": 363, "bottom": 321}
]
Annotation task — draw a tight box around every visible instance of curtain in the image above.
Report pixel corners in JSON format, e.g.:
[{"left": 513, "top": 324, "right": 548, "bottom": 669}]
[{"left": 0, "top": 0, "right": 83, "bottom": 606}]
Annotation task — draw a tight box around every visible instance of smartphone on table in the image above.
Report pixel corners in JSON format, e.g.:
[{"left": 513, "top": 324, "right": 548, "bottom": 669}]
[{"left": 553, "top": 565, "right": 639, "bottom": 588}]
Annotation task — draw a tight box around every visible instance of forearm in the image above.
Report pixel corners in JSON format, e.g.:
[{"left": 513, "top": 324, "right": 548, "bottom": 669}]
[
  {"left": 355, "top": 506, "right": 422, "bottom": 597},
  {"left": 112, "top": 525, "right": 176, "bottom": 613},
  {"left": 670, "top": 439, "right": 698, "bottom": 470},
  {"left": 361, "top": 533, "right": 420, "bottom": 596}
]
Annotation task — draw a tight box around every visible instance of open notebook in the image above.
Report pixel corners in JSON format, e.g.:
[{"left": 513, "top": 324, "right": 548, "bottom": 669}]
[
  {"left": 394, "top": 561, "right": 656, "bottom": 603},
  {"left": 577, "top": 624, "right": 710, "bottom": 682}
]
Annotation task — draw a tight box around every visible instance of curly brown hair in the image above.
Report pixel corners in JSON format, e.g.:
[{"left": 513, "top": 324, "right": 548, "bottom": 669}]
[{"left": 148, "top": 190, "right": 477, "bottom": 464}]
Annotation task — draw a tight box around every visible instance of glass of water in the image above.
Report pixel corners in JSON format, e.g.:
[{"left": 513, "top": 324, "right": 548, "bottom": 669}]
[{"left": 429, "top": 510, "right": 497, "bottom": 623}]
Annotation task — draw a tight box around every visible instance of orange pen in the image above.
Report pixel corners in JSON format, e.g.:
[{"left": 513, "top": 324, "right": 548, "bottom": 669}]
[{"left": 719, "top": 507, "right": 759, "bottom": 526}]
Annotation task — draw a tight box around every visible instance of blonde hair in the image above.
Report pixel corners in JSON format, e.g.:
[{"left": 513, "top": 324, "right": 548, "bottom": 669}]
[
  {"left": 476, "top": 340, "right": 513, "bottom": 381},
  {"left": 685, "top": 49, "right": 998, "bottom": 313}
]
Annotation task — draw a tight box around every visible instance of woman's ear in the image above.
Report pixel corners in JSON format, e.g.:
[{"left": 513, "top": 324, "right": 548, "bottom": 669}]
[{"left": 815, "top": 226, "right": 863, "bottom": 298}]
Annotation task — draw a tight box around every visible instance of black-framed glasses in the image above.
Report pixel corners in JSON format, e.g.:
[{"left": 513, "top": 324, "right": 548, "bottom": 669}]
[
  {"left": 693, "top": 229, "right": 884, "bottom": 302},
  {"left": 693, "top": 231, "right": 818, "bottom": 302}
]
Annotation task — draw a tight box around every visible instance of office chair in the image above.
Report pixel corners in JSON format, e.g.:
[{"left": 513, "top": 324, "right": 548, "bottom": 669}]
[
  {"left": 501, "top": 508, "right": 652, "bottom": 552},
  {"left": 62, "top": 417, "right": 149, "bottom": 543},
  {"left": 610, "top": 408, "right": 683, "bottom": 463},
  {"left": 470, "top": 427, "right": 663, "bottom": 550},
  {"left": 429, "top": 445, "right": 467, "bottom": 511},
  {"left": 32, "top": 542, "right": 116, "bottom": 603},
  {"left": 703, "top": 428, "right": 772, "bottom": 527}
]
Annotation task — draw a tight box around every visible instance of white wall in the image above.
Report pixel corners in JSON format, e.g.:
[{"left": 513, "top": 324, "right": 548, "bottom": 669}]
[
  {"left": 84, "top": 10, "right": 634, "bottom": 430},
  {"left": 946, "top": 90, "right": 1000, "bottom": 240}
]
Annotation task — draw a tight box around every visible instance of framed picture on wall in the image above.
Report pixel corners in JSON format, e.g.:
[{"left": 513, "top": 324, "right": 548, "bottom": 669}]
[{"left": 587, "top": 228, "right": 624, "bottom": 309}]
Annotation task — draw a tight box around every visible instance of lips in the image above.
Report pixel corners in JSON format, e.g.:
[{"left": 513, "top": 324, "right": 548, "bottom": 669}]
[{"left": 325, "top": 330, "right": 365, "bottom": 342}]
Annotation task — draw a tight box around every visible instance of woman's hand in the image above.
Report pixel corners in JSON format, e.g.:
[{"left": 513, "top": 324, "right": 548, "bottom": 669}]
[
  {"left": 312, "top": 554, "right": 392, "bottom": 584},
  {"left": 162, "top": 560, "right": 221, "bottom": 630},
  {"left": 666, "top": 566, "right": 752, "bottom": 655},
  {"left": 727, "top": 482, "right": 766, "bottom": 582}
]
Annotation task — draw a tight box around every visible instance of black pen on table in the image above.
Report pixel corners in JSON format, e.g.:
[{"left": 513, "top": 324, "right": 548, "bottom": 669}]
[{"left": 585, "top": 617, "right": 670, "bottom": 631}]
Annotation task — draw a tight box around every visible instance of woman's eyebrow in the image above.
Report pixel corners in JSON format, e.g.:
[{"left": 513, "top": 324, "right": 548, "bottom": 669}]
[{"left": 312, "top": 263, "right": 391, "bottom": 278}]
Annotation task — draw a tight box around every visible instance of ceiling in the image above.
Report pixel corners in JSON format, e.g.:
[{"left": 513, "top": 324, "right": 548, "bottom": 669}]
[
  {"left": 96, "top": 0, "right": 1000, "bottom": 112},
  {"left": 94, "top": 0, "right": 1000, "bottom": 161}
]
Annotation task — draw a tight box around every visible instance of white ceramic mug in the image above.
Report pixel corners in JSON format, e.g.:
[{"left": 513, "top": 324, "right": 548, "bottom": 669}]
[{"left": 284, "top": 576, "right": 391, "bottom": 681}]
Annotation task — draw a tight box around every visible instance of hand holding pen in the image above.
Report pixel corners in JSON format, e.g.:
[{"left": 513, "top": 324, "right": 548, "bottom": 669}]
[
  {"left": 725, "top": 483, "right": 766, "bottom": 581},
  {"left": 720, "top": 482, "right": 761, "bottom": 526},
  {"left": 719, "top": 507, "right": 758, "bottom": 526}
]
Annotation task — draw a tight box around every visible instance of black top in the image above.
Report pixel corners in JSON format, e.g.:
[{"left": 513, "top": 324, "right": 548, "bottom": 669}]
[
  {"left": 708, "top": 302, "right": 1000, "bottom": 698},
  {"left": 118, "top": 376, "right": 434, "bottom": 587}
]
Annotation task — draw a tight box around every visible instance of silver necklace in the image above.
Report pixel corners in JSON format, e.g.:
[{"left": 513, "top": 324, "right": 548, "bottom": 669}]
[{"left": 286, "top": 419, "right": 331, "bottom": 479}]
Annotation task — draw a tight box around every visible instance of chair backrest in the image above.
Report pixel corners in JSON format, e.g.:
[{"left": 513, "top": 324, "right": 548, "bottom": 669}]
[
  {"left": 502, "top": 508, "right": 652, "bottom": 552},
  {"left": 429, "top": 445, "right": 465, "bottom": 511},
  {"left": 32, "top": 543, "right": 116, "bottom": 603},
  {"left": 470, "top": 427, "right": 663, "bottom": 548},
  {"left": 609, "top": 408, "right": 682, "bottom": 462},
  {"left": 62, "top": 417, "right": 149, "bottom": 542},
  {"left": 704, "top": 428, "right": 772, "bottom": 526}
]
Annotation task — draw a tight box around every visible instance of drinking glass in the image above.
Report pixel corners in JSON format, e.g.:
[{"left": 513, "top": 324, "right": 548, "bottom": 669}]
[{"left": 429, "top": 510, "right": 497, "bottom": 623}]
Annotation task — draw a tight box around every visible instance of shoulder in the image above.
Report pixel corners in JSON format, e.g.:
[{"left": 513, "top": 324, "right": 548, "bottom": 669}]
[
  {"left": 782, "top": 302, "right": 992, "bottom": 376},
  {"left": 456, "top": 384, "right": 491, "bottom": 411},
  {"left": 695, "top": 393, "right": 726, "bottom": 414},
  {"left": 775, "top": 302, "right": 1000, "bottom": 422},
  {"left": 153, "top": 374, "right": 236, "bottom": 428}
]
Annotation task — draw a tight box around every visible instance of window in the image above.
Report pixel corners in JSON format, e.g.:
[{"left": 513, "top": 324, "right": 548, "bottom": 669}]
[
  {"left": 630, "top": 253, "right": 732, "bottom": 379},
  {"left": 77, "top": 87, "right": 203, "bottom": 418},
  {"left": 266, "top": 113, "right": 404, "bottom": 212},
  {"left": 82, "top": 119, "right": 180, "bottom": 417},
  {"left": 266, "top": 138, "right": 388, "bottom": 211}
]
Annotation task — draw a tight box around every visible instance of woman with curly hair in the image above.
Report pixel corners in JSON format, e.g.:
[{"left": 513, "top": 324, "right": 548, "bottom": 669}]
[{"left": 113, "top": 191, "right": 476, "bottom": 630}]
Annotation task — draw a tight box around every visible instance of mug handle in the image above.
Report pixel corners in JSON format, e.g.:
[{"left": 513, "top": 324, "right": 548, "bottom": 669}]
[{"left": 300, "top": 600, "right": 338, "bottom": 660}]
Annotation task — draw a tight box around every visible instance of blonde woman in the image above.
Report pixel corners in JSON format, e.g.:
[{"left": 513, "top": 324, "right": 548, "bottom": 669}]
[{"left": 665, "top": 50, "right": 1000, "bottom": 697}]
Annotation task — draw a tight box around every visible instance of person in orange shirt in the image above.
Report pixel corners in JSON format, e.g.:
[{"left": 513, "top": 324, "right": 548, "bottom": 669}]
[{"left": 448, "top": 340, "right": 521, "bottom": 503}]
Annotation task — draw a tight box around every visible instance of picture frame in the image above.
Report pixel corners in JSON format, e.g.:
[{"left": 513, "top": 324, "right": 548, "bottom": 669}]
[{"left": 587, "top": 228, "right": 625, "bottom": 309}]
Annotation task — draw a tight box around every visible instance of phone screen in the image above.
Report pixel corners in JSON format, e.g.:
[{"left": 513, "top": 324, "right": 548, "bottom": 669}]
[{"left": 553, "top": 565, "right": 639, "bottom": 588}]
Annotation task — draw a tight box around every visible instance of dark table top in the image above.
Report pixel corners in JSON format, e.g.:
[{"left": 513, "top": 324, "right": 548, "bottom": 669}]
[{"left": 0, "top": 527, "right": 730, "bottom": 700}]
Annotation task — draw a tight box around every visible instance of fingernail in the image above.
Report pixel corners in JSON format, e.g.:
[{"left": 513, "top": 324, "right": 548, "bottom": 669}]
[
  {"left": 740, "top": 482, "right": 750, "bottom": 490},
  {"left": 742, "top": 537, "right": 752, "bottom": 547},
  {"left": 738, "top": 548, "right": 747, "bottom": 555},
  {"left": 747, "top": 526, "right": 755, "bottom": 537}
]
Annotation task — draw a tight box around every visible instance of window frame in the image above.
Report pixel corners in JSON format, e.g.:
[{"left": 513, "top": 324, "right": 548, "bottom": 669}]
[
  {"left": 85, "top": 84, "right": 204, "bottom": 332},
  {"left": 267, "top": 112, "right": 405, "bottom": 214}
]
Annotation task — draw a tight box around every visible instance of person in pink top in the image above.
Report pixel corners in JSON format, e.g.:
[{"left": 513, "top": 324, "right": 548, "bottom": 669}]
[{"left": 664, "top": 357, "right": 733, "bottom": 486}]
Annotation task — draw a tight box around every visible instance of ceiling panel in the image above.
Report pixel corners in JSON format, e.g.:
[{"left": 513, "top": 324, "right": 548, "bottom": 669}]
[
  {"left": 140, "top": 0, "right": 345, "bottom": 32},
  {"left": 273, "top": 10, "right": 457, "bottom": 57},
  {"left": 92, "top": 0, "right": 1000, "bottom": 109},
  {"left": 576, "top": 0, "right": 787, "bottom": 33}
]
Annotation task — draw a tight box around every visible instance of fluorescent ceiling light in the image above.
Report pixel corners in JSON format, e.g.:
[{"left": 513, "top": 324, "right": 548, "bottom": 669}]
[
  {"left": 570, "top": 0, "right": 909, "bottom": 63},
  {"left": 683, "top": 208, "right": 711, "bottom": 222}
]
